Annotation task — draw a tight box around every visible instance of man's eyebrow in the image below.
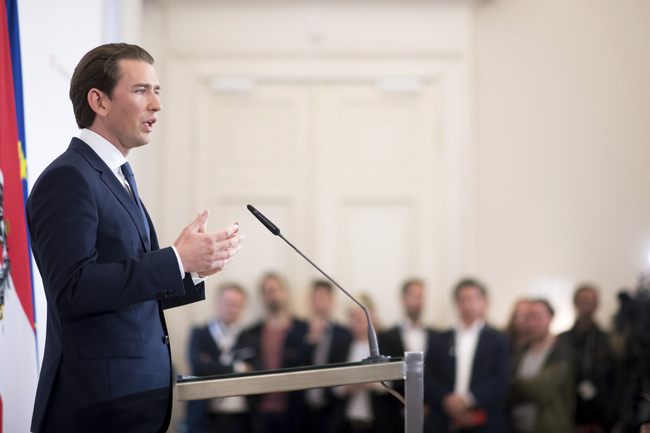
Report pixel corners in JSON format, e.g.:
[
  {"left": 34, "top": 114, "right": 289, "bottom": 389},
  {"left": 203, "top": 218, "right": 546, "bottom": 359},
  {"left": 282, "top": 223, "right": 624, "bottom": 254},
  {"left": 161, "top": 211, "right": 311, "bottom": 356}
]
[{"left": 132, "top": 83, "right": 162, "bottom": 91}]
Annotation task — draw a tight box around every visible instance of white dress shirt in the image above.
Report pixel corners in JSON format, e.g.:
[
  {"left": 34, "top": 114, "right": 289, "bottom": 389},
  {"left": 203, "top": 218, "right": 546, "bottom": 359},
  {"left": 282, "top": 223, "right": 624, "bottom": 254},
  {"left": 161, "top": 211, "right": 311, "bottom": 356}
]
[
  {"left": 454, "top": 319, "right": 484, "bottom": 402},
  {"left": 399, "top": 318, "right": 428, "bottom": 354}
]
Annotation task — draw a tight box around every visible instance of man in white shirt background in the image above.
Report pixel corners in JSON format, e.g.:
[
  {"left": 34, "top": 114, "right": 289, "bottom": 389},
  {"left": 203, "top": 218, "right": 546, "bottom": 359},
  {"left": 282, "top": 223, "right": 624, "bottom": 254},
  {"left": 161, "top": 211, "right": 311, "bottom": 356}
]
[{"left": 424, "top": 278, "right": 510, "bottom": 433}]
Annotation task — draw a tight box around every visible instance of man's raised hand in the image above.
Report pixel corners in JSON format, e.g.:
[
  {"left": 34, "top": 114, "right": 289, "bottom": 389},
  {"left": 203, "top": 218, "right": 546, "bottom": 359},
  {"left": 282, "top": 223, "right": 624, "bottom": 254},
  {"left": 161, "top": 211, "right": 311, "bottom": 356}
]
[{"left": 173, "top": 209, "right": 244, "bottom": 277}]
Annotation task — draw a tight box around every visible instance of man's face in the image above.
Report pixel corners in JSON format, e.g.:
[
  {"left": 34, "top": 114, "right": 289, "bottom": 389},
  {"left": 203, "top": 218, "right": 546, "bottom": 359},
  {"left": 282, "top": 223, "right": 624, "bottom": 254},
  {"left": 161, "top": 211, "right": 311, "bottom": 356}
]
[
  {"left": 574, "top": 289, "right": 598, "bottom": 319},
  {"left": 101, "top": 59, "right": 161, "bottom": 156},
  {"left": 261, "top": 277, "right": 287, "bottom": 313},
  {"left": 217, "top": 288, "right": 245, "bottom": 326},
  {"left": 312, "top": 286, "right": 333, "bottom": 317},
  {"left": 455, "top": 285, "right": 486, "bottom": 325},
  {"left": 527, "top": 302, "right": 553, "bottom": 342},
  {"left": 403, "top": 283, "right": 424, "bottom": 322}
]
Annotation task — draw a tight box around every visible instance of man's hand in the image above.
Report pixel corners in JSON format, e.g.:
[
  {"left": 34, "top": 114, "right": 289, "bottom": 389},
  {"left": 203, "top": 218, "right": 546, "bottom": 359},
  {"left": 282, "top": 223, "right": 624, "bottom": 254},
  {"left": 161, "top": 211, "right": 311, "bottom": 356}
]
[
  {"left": 442, "top": 393, "right": 469, "bottom": 417},
  {"left": 173, "top": 209, "right": 244, "bottom": 277}
]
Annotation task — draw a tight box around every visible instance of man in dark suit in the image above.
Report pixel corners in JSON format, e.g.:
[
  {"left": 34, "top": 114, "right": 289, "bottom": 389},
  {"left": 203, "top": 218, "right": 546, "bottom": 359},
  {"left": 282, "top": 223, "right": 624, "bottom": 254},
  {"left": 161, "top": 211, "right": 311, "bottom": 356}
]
[
  {"left": 424, "top": 278, "right": 510, "bottom": 433},
  {"left": 378, "top": 279, "right": 435, "bottom": 433},
  {"left": 557, "top": 284, "right": 615, "bottom": 432},
  {"left": 27, "top": 43, "right": 244, "bottom": 433},
  {"left": 187, "top": 283, "right": 255, "bottom": 433},
  {"left": 304, "top": 280, "right": 353, "bottom": 433},
  {"left": 242, "top": 272, "right": 311, "bottom": 433}
]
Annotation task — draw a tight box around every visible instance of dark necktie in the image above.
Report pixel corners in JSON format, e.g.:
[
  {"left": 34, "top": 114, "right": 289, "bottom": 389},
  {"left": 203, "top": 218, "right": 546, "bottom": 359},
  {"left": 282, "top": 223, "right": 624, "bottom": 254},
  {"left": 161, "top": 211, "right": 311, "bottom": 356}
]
[{"left": 121, "top": 162, "right": 151, "bottom": 248}]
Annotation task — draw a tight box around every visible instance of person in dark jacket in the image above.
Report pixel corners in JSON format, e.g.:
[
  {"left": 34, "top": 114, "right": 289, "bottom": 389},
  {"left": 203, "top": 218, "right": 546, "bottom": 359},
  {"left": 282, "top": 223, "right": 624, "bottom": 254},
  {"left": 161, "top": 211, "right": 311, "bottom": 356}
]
[
  {"left": 424, "top": 278, "right": 510, "bottom": 433},
  {"left": 186, "top": 283, "right": 255, "bottom": 433},
  {"left": 509, "top": 299, "right": 575, "bottom": 433},
  {"left": 243, "top": 272, "right": 311, "bottom": 433},
  {"left": 378, "top": 278, "right": 436, "bottom": 433},
  {"left": 557, "top": 284, "right": 615, "bottom": 433},
  {"left": 304, "top": 280, "right": 353, "bottom": 433}
]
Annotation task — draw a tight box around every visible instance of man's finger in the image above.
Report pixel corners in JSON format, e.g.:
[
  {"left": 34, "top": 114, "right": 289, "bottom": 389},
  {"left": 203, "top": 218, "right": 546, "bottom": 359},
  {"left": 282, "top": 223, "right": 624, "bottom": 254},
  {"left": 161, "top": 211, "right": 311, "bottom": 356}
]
[
  {"left": 210, "top": 223, "right": 241, "bottom": 242},
  {"left": 188, "top": 209, "right": 210, "bottom": 234},
  {"left": 197, "top": 210, "right": 209, "bottom": 234}
]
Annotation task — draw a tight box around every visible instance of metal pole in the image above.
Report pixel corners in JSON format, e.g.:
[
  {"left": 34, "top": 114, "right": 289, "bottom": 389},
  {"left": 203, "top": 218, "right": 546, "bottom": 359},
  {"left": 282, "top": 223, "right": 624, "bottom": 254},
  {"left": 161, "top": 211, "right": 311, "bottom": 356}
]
[{"left": 404, "top": 351, "right": 424, "bottom": 433}]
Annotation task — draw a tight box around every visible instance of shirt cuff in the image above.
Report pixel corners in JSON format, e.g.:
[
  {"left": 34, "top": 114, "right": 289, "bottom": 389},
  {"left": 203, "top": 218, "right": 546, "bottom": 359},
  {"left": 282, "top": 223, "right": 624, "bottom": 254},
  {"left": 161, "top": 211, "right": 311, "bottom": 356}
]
[
  {"left": 191, "top": 272, "right": 206, "bottom": 285},
  {"left": 171, "top": 246, "right": 206, "bottom": 285},
  {"left": 171, "top": 245, "right": 185, "bottom": 278}
]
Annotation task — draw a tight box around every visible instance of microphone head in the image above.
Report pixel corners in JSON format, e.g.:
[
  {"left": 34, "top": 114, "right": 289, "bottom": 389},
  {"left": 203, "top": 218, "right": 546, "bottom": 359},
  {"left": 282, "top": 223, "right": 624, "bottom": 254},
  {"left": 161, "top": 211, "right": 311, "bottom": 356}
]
[{"left": 247, "top": 205, "right": 281, "bottom": 236}]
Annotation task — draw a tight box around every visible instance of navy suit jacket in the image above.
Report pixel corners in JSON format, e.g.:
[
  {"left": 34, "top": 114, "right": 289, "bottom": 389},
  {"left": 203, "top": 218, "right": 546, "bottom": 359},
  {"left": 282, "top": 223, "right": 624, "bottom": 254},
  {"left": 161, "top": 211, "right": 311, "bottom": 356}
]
[
  {"left": 307, "top": 322, "right": 353, "bottom": 403},
  {"left": 186, "top": 323, "right": 256, "bottom": 432},
  {"left": 312, "top": 322, "right": 353, "bottom": 366},
  {"left": 27, "top": 138, "right": 205, "bottom": 433},
  {"left": 424, "top": 325, "right": 510, "bottom": 433}
]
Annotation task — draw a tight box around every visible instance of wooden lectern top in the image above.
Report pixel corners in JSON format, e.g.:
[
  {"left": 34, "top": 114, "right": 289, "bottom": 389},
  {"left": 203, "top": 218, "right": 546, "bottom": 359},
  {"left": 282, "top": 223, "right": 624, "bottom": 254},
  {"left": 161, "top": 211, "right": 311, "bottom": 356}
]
[{"left": 176, "top": 357, "right": 405, "bottom": 402}]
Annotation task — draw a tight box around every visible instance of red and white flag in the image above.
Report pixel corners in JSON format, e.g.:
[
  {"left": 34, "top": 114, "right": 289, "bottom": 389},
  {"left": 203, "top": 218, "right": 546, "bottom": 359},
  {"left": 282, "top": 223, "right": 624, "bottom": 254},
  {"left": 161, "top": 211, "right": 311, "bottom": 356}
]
[{"left": 0, "top": 1, "right": 39, "bottom": 431}]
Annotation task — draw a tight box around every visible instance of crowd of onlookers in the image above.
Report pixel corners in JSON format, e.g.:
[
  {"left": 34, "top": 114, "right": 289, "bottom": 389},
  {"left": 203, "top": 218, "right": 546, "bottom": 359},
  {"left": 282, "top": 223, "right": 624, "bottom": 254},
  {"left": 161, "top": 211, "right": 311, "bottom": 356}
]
[{"left": 182, "top": 273, "right": 648, "bottom": 433}]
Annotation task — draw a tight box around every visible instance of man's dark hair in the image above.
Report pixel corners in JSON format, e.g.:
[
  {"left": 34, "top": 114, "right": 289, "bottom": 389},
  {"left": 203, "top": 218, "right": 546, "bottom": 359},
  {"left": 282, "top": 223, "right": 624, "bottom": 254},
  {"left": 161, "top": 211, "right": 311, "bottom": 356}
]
[
  {"left": 401, "top": 278, "right": 424, "bottom": 296},
  {"left": 530, "top": 298, "right": 555, "bottom": 317},
  {"left": 70, "top": 43, "right": 154, "bottom": 129},
  {"left": 312, "top": 279, "right": 333, "bottom": 293},
  {"left": 453, "top": 278, "right": 487, "bottom": 299}
]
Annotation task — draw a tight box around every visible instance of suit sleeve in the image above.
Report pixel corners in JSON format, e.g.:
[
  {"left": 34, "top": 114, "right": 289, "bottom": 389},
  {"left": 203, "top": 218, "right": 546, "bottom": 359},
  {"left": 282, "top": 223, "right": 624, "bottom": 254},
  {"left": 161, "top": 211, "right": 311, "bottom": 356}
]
[{"left": 27, "top": 163, "right": 190, "bottom": 316}]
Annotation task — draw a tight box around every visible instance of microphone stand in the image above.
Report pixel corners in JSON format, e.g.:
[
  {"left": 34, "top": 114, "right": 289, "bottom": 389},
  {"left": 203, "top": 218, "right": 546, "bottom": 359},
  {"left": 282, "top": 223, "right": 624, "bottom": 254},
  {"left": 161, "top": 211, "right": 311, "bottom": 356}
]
[{"left": 248, "top": 205, "right": 389, "bottom": 364}]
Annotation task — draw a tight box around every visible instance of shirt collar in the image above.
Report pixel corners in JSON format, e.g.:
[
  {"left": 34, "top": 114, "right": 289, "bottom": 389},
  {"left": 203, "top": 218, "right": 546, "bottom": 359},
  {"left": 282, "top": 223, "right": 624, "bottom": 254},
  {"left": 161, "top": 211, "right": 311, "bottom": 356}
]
[
  {"left": 401, "top": 318, "right": 424, "bottom": 332},
  {"left": 456, "top": 319, "right": 485, "bottom": 334},
  {"left": 79, "top": 128, "right": 127, "bottom": 174}
]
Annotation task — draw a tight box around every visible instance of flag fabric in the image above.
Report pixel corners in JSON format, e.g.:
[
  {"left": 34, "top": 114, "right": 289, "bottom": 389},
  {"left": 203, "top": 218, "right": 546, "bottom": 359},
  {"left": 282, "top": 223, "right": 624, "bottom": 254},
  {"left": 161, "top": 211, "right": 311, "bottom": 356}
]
[{"left": 0, "top": 0, "right": 39, "bottom": 432}]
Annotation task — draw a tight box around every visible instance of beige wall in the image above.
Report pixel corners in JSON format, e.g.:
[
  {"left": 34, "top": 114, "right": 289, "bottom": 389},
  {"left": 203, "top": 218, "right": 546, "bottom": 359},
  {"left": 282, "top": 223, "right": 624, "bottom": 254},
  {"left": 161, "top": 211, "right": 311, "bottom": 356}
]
[
  {"left": 136, "top": 0, "right": 650, "bottom": 333},
  {"left": 474, "top": 0, "right": 650, "bottom": 330}
]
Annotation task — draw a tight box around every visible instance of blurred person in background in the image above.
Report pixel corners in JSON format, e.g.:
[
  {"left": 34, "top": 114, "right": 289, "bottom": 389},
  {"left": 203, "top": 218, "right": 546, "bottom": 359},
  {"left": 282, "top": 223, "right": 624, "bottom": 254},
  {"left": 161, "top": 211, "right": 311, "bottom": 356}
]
[
  {"left": 305, "top": 280, "right": 353, "bottom": 433},
  {"left": 557, "top": 284, "right": 615, "bottom": 433},
  {"left": 186, "top": 283, "right": 254, "bottom": 433},
  {"left": 378, "top": 278, "right": 436, "bottom": 433},
  {"left": 242, "top": 272, "right": 311, "bottom": 433},
  {"left": 424, "top": 278, "right": 510, "bottom": 433},
  {"left": 333, "top": 294, "right": 386, "bottom": 433},
  {"left": 509, "top": 299, "right": 574, "bottom": 433}
]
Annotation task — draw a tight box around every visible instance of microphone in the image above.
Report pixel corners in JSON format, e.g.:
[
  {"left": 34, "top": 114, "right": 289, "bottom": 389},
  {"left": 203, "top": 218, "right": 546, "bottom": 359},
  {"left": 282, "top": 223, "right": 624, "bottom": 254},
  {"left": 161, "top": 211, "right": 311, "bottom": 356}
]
[{"left": 247, "top": 204, "right": 389, "bottom": 364}]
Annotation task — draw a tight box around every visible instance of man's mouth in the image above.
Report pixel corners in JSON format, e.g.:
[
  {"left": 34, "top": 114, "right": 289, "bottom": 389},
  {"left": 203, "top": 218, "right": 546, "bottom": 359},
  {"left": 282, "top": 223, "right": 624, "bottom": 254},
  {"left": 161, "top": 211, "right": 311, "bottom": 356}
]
[{"left": 144, "top": 119, "right": 156, "bottom": 131}]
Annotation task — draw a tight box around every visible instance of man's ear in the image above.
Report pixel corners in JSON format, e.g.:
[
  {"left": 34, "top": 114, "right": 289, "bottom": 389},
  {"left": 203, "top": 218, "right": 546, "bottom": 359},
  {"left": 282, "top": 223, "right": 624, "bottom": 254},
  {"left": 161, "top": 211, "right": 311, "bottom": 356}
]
[{"left": 87, "top": 88, "right": 108, "bottom": 117}]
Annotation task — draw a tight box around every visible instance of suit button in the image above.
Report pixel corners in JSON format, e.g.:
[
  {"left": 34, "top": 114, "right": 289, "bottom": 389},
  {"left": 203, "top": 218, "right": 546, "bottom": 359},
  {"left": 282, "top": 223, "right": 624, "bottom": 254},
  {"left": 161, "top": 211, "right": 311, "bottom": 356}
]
[{"left": 162, "top": 335, "right": 170, "bottom": 345}]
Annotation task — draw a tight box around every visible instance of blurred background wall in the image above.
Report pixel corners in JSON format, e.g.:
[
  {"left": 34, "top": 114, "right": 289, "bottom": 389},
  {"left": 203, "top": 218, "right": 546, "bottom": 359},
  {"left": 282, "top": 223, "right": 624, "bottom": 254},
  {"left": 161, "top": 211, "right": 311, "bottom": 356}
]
[{"left": 19, "top": 0, "right": 650, "bottom": 430}]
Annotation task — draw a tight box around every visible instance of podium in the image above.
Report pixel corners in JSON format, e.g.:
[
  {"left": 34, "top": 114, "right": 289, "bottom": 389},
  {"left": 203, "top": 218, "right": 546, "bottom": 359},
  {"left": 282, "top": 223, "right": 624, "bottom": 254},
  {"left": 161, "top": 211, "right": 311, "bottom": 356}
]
[{"left": 176, "top": 351, "right": 424, "bottom": 433}]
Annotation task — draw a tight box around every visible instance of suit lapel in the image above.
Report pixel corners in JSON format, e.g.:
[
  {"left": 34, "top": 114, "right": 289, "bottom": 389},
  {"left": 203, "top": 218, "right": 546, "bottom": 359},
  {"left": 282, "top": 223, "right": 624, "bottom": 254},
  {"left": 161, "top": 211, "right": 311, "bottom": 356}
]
[{"left": 69, "top": 138, "right": 152, "bottom": 252}]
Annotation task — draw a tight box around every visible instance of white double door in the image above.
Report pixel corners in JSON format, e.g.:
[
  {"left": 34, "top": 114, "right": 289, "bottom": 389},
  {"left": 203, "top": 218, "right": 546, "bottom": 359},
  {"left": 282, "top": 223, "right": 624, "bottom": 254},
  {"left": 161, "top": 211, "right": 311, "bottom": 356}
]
[{"left": 191, "top": 76, "right": 449, "bottom": 326}]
